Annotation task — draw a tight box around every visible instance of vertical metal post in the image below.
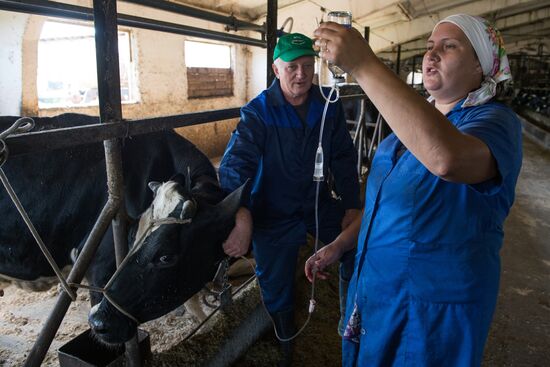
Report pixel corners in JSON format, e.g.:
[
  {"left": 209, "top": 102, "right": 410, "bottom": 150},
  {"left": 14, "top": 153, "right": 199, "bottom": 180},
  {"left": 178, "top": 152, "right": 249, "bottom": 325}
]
[
  {"left": 92, "top": 0, "right": 140, "bottom": 366},
  {"left": 92, "top": 0, "right": 128, "bottom": 267},
  {"left": 266, "top": 0, "right": 278, "bottom": 86},
  {"left": 411, "top": 55, "right": 416, "bottom": 87},
  {"left": 94, "top": 0, "right": 123, "bottom": 124},
  {"left": 395, "top": 44, "right": 401, "bottom": 76},
  {"left": 22, "top": 1, "right": 128, "bottom": 365}
]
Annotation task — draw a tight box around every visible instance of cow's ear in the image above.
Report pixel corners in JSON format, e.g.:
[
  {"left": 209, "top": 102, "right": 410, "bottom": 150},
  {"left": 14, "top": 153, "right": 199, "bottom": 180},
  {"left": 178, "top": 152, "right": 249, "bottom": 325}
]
[
  {"left": 148, "top": 181, "right": 161, "bottom": 195},
  {"left": 215, "top": 180, "right": 249, "bottom": 219}
]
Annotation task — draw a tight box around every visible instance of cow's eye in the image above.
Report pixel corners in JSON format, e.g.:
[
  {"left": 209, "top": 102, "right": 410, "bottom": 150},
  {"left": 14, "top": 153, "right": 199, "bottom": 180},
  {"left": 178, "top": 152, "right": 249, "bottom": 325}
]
[{"left": 154, "top": 254, "right": 177, "bottom": 268}]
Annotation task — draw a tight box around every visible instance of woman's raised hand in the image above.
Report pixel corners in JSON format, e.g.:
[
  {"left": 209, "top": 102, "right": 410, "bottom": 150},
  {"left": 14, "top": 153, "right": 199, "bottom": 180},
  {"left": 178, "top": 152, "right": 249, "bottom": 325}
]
[{"left": 313, "top": 22, "right": 374, "bottom": 76}]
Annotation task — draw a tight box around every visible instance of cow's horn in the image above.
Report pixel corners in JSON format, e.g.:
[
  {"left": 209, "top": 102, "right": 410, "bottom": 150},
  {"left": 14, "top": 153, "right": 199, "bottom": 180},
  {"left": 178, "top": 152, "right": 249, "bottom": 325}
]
[
  {"left": 185, "top": 166, "right": 192, "bottom": 193},
  {"left": 180, "top": 199, "right": 196, "bottom": 219}
]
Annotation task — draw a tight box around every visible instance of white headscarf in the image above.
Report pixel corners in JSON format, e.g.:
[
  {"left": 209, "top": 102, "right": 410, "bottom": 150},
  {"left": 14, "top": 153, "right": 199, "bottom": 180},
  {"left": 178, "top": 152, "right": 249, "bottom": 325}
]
[{"left": 433, "top": 14, "right": 512, "bottom": 107}]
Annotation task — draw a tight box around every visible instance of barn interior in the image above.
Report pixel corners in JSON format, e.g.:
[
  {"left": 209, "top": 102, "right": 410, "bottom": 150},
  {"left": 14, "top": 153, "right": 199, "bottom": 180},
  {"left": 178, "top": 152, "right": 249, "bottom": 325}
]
[{"left": 0, "top": 0, "right": 549, "bottom": 366}]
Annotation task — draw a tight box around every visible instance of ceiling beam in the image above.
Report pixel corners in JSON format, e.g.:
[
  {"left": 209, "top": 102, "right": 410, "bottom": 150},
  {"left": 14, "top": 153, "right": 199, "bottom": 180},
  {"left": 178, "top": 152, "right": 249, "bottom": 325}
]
[
  {"left": 367, "top": 0, "right": 547, "bottom": 52},
  {"left": 502, "top": 19, "right": 550, "bottom": 40},
  {"left": 494, "top": 6, "right": 550, "bottom": 30},
  {"left": 506, "top": 38, "right": 549, "bottom": 54},
  {"left": 252, "top": 0, "right": 406, "bottom": 23},
  {"left": 380, "top": 13, "right": 550, "bottom": 60}
]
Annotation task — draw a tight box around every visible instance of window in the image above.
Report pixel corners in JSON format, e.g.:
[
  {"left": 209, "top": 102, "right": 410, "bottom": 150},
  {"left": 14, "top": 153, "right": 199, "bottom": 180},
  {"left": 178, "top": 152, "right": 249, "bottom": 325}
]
[
  {"left": 185, "top": 40, "right": 233, "bottom": 98},
  {"left": 184, "top": 41, "right": 231, "bottom": 68},
  {"left": 37, "top": 21, "right": 138, "bottom": 108},
  {"left": 406, "top": 71, "right": 423, "bottom": 85}
]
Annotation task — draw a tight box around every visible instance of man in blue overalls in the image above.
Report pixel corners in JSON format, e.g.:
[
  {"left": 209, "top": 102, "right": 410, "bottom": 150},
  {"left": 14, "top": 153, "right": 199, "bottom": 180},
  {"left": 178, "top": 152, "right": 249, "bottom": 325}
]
[{"left": 219, "top": 33, "right": 361, "bottom": 365}]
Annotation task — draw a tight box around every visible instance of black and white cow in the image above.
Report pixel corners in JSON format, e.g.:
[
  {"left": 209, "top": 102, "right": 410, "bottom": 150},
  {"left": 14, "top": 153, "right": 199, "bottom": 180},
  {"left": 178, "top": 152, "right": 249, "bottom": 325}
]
[
  {"left": 0, "top": 114, "right": 243, "bottom": 335},
  {"left": 88, "top": 176, "right": 246, "bottom": 344}
]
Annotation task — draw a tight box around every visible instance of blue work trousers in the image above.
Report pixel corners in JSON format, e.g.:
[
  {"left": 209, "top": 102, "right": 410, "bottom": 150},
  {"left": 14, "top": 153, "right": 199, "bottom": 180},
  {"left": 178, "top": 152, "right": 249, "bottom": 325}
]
[{"left": 254, "top": 200, "right": 355, "bottom": 314}]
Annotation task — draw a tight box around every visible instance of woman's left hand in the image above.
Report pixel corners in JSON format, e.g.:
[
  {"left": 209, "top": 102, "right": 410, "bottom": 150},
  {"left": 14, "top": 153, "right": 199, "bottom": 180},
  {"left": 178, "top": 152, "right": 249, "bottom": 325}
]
[
  {"left": 313, "top": 22, "right": 374, "bottom": 76},
  {"left": 304, "top": 242, "right": 343, "bottom": 282}
]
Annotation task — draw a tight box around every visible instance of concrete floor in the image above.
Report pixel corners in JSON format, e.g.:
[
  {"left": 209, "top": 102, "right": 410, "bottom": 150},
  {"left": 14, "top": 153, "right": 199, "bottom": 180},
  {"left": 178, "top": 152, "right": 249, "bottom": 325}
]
[{"left": 483, "top": 137, "right": 550, "bottom": 366}]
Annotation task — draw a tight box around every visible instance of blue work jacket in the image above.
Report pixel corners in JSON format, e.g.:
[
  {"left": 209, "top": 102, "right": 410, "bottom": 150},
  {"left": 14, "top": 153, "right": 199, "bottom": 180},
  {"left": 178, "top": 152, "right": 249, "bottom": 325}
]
[
  {"left": 219, "top": 79, "right": 360, "bottom": 247},
  {"left": 343, "top": 99, "right": 523, "bottom": 366}
]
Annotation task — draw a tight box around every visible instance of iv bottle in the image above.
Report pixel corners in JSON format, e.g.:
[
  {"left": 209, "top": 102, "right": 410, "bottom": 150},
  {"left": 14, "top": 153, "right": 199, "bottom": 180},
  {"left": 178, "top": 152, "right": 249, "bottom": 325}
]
[{"left": 326, "top": 11, "right": 352, "bottom": 81}]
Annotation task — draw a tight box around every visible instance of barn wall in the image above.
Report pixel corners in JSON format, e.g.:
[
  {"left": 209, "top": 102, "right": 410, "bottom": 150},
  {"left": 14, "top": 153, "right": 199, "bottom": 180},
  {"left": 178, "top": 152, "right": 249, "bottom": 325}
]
[
  {"left": 2, "top": 0, "right": 253, "bottom": 158},
  {"left": 0, "top": 12, "right": 27, "bottom": 116}
]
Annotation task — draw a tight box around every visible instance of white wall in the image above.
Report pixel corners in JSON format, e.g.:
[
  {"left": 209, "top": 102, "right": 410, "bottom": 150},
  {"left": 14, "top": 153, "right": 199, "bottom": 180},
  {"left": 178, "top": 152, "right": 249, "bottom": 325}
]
[
  {"left": 0, "top": 1, "right": 253, "bottom": 157},
  {"left": 18, "top": 0, "right": 250, "bottom": 118},
  {"left": 0, "top": 12, "right": 27, "bottom": 116}
]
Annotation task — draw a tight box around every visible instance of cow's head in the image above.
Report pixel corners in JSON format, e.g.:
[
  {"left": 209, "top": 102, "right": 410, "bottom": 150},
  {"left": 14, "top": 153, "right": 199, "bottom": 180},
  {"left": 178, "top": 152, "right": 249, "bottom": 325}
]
[{"left": 88, "top": 175, "right": 245, "bottom": 344}]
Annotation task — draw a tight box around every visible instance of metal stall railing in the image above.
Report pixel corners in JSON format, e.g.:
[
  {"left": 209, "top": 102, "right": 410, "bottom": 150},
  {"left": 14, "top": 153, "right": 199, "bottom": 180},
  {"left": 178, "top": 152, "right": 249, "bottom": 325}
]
[
  {"left": 0, "top": 0, "right": 276, "bottom": 365},
  {"left": 0, "top": 0, "right": 266, "bottom": 47}
]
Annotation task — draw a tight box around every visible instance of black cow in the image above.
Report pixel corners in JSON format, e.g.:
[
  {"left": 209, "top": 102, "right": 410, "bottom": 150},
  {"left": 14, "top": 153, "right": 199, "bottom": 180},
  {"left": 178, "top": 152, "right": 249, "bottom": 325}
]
[
  {"left": 0, "top": 114, "right": 241, "bottom": 333},
  {"left": 88, "top": 176, "right": 245, "bottom": 344}
]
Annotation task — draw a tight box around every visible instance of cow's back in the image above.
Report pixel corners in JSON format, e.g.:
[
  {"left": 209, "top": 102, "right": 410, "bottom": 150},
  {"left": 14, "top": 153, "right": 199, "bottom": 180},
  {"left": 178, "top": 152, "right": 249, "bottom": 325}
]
[
  {"left": 0, "top": 114, "right": 107, "bottom": 281},
  {"left": 120, "top": 129, "right": 222, "bottom": 216},
  {"left": 0, "top": 113, "right": 221, "bottom": 283}
]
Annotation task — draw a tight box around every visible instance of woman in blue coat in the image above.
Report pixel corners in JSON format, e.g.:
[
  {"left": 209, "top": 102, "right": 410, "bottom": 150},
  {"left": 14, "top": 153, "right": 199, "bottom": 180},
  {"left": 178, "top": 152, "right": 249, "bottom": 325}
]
[{"left": 305, "top": 14, "right": 522, "bottom": 366}]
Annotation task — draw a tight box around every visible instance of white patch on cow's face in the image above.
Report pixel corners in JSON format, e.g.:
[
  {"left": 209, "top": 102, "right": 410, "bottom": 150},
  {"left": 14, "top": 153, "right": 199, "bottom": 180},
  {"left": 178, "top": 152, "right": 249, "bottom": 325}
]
[
  {"left": 151, "top": 182, "right": 184, "bottom": 220},
  {"left": 133, "top": 181, "right": 184, "bottom": 247}
]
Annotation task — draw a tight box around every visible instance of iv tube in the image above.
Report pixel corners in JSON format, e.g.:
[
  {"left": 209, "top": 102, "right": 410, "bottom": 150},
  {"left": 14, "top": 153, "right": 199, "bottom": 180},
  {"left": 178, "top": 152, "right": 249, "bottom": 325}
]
[{"left": 313, "top": 85, "right": 336, "bottom": 181}]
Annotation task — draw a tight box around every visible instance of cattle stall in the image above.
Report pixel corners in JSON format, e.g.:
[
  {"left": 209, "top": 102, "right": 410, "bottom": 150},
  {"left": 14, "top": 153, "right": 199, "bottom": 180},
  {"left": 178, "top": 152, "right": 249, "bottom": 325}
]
[
  {"left": 0, "top": 1, "right": 377, "bottom": 365},
  {"left": 0, "top": 0, "right": 276, "bottom": 366}
]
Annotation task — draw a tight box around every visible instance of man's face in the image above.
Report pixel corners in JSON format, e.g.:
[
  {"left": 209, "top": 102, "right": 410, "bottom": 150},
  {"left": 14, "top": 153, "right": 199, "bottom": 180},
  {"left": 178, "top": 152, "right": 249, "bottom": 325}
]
[{"left": 272, "top": 56, "right": 315, "bottom": 105}]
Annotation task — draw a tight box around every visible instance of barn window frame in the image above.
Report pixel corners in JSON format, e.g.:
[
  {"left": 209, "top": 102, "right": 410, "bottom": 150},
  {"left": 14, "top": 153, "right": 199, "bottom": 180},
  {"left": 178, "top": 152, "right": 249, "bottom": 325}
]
[
  {"left": 37, "top": 19, "right": 139, "bottom": 109},
  {"left": 184, "top": 40, "right": 234, "bottom": 99}
]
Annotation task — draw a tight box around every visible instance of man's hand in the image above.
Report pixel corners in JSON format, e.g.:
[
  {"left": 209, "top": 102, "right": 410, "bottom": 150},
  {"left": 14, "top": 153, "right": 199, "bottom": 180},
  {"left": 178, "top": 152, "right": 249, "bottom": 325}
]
[
  {"left": 341, "top": 208, "right": 361, "bottom": 231},
  {"left": 223, "top": 207, "right": 253, "bottom": 258}
]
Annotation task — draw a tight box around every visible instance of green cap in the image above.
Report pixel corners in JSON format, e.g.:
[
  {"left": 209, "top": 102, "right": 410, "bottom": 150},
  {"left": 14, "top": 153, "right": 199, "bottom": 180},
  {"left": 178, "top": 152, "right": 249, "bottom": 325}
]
[{"left": 273, "top": 33, "right": 317, "bottom": 62}]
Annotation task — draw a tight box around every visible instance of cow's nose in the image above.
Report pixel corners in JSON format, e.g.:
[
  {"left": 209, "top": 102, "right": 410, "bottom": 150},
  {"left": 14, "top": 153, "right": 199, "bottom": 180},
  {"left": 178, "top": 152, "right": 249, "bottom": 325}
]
[{"left": 88, "top": 304, "right": 109, "bottom": 335}]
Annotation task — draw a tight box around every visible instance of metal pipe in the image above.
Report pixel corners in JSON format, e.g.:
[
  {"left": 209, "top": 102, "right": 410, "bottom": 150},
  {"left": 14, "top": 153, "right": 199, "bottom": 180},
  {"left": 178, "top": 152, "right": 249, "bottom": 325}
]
[
  {"left": 94, "top": 0, "right": 123, "bottom": 125},
  {"left": 24, "top": 199, "right": 120, "bottom": 367},
  {"left": 395, "top": 44, "right": 401, "bottom": 75},
  {"left": 339, "top": 94, "right": 368, "bottom": 101},
  {"left": 2, "top": 93, "right": 364, "bottom": 155},
  {"left": 4, "top": 108, "right": 241, "bottom": 156},
  {"left": 122, "top": 0, "right": 264, "bottom": 33},
  {"left": 93, "top": 0, "right": 127, "bottom": 285},
  {"left": 266, "top": 0, "right": 277, "bottom": 86},
  {"left": 411, "top": 55, "right": 416, "bottom": 87},
  {"left": 119, "top": 12, "right": 265, "bottom": 47},
  {"left": 93, "top": 0, "right": 139, "bottom": 364},
  {"left": 364, "top": 26, "right": 370, "bottom": 43},
  {"left": 0, "top": 0, "right": 94, "bottom": 20},
  {"left": 0, "top": 0, "right": 266, "bottom": 47}
]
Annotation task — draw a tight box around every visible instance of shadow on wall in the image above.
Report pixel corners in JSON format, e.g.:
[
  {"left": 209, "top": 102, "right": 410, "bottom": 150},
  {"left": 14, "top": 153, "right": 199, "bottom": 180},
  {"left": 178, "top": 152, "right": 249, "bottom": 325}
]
[{"left": 176, "top": 118, "right": 237, "bottom": 159}]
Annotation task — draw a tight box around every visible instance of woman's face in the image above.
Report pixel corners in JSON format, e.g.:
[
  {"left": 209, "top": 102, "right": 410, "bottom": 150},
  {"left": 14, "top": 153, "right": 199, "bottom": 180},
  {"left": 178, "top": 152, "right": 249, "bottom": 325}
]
[{"left": 422, "top": 22, "right": 483, "bottom": 104}]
